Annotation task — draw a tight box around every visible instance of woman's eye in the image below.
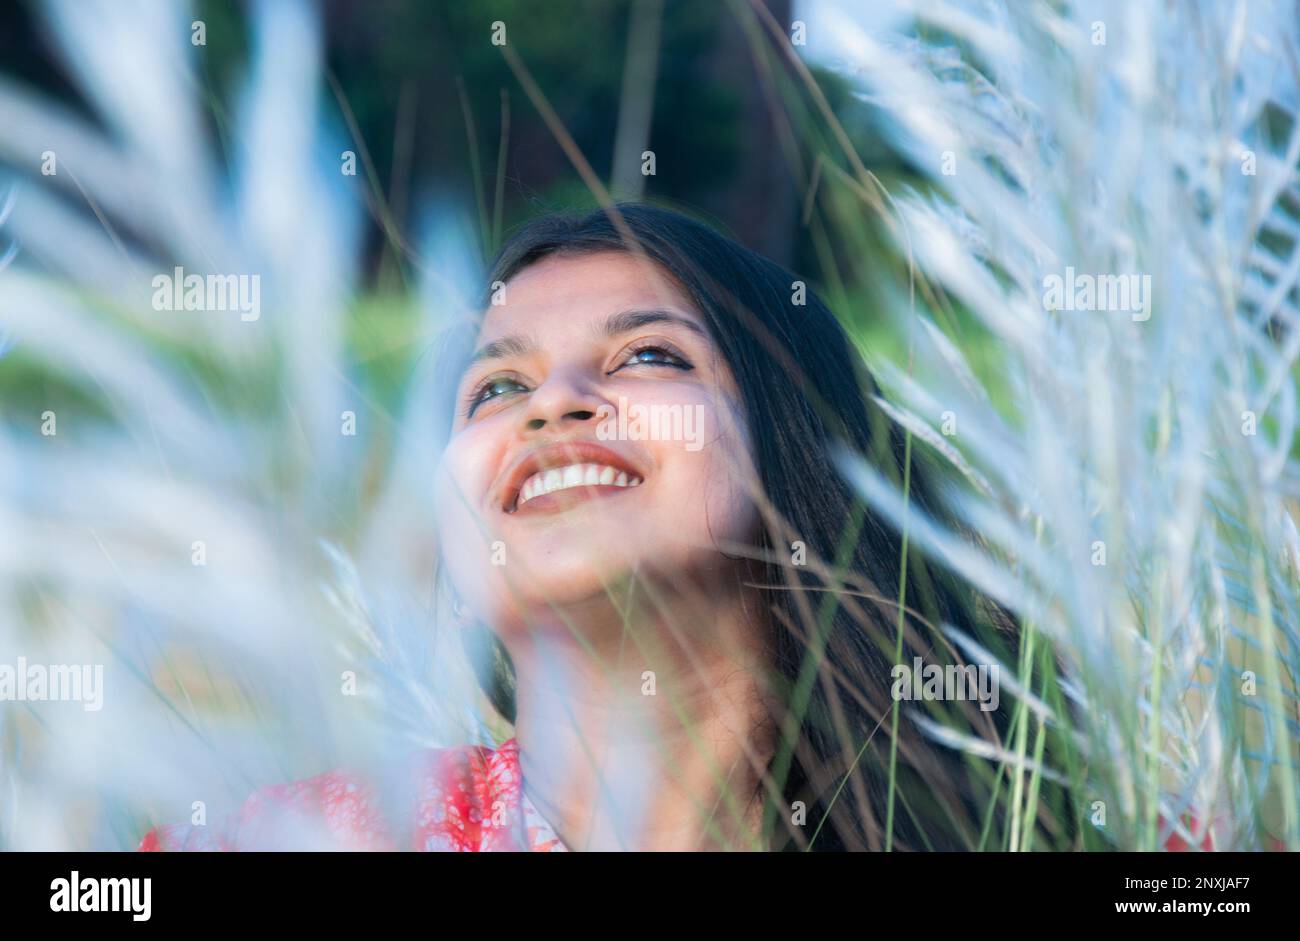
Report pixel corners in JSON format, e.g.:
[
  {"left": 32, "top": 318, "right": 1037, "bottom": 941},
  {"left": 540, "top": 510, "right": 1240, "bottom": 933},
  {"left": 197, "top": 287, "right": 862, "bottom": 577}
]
[
  {"left": 614, "top": 345, "right": 692, "bottom": 372},
  {"left": 466, "top": 376, "right": 528, "bottom": 416}
]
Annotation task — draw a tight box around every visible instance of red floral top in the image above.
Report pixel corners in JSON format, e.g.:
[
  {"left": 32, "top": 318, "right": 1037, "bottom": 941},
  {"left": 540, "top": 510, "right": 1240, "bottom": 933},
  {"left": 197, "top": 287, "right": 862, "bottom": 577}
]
[
  {"left": 139, "top": 736, "right": 1249, "bottom": 852},
  {"left": 138, "top": 738, "right": 567, "bottom": 852}
]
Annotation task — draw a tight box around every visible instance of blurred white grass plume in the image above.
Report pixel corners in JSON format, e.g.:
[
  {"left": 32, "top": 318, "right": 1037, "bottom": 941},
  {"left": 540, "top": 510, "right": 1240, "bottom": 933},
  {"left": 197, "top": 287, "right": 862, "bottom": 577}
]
[
  {"left": 0, "top": 0, "right": 481, "bottom": 849},
  {"left": 820, "top": 0, "right": 1300, "bottom": 848}
]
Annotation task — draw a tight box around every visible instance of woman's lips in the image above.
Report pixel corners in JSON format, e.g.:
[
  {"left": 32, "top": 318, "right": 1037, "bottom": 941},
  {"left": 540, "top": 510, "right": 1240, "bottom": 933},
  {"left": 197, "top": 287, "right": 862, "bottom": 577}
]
[
  {"left": 509, "top": 468, "right": 644, "bottom": 515},
  {"left": 517, "top": 462, "right": 642, "bottom": 507},
  {"left": 499, "top": 441, "right": 647, "bottom": 513}
]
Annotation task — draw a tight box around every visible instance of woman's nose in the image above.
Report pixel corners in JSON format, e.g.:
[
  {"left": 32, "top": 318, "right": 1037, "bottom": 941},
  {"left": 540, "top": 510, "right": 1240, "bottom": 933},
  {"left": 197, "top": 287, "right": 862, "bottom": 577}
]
[{"left": 517, "top": 367, "right": 610, "bottom": 433}]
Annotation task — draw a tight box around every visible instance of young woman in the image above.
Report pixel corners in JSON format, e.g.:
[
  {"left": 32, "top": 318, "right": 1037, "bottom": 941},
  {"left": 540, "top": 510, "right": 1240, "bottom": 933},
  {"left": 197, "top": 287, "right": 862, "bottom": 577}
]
[{"left": 141, "top": 202, "right": 1010, "bottom": 853}]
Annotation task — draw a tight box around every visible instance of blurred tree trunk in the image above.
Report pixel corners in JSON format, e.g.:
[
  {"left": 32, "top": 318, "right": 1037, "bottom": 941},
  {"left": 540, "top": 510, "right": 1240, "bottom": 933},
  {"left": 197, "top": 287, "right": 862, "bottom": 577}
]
[
  {"left": 708, "top": 0, "right": 796, "bottom": 267},
  {"left": 611, "top": 0, "right": 665, "bottom": 199}
]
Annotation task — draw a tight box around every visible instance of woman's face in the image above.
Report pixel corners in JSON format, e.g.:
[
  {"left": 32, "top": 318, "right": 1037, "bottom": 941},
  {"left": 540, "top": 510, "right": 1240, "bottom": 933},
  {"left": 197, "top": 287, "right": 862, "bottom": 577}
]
[{"left": 433, "top": 250, "right": 759, "bottom": 635}]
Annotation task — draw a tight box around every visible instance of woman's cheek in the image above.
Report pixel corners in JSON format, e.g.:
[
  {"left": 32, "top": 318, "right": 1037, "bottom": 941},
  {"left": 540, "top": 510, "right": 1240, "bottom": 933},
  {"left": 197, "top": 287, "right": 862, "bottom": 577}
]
[
  {"left": 705, "top": 398, "right": 761, "bottom": 540},
  {"left": 652, "top": 397, "right": 759, "bottom": 551}
]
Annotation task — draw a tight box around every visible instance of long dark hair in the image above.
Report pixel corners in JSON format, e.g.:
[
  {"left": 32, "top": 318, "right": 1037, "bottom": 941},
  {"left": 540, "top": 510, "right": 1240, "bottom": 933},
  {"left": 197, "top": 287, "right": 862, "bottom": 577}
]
[{"left": 439, "top": 202, "right": 1022, "bottom": 851}]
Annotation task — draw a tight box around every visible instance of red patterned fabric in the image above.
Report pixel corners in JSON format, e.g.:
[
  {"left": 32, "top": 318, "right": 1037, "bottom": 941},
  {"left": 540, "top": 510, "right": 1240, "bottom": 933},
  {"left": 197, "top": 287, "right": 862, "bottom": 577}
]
[
  {"left": 138, "top": 738, "right": 566, "bottom": 852},
  {"left": 140, "top": 744, "right": 1256, "bottom": 852}
]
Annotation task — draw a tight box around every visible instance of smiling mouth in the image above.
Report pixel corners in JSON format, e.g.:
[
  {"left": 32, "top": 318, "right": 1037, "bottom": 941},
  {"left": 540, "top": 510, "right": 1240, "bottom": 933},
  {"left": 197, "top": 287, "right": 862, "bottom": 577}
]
[{"left": 507, "top": 462, "right": 643, "bottom": 513}]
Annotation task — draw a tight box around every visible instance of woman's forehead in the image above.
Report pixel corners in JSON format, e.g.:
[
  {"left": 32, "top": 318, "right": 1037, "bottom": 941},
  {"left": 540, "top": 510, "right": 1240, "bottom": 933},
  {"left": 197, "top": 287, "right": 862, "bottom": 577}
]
[{"left": 477, "top": 251, "right": 701, "bottom": 341}]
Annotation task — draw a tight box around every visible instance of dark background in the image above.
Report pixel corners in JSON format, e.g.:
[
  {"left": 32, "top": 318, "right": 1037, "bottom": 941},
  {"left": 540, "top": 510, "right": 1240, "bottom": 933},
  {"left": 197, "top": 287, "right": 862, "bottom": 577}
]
[{"left": 0, "top": 0, "right": 910, "bottom": 291}]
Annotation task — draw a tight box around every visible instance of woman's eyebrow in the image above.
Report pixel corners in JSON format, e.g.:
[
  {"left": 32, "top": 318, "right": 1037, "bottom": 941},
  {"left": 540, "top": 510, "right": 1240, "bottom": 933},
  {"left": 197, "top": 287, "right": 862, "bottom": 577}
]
[
  {"left": 601, "top": 308, "right": 707, "bottom": 338},
  {"left": 468, "top": 333, "right": 536, "bottom": 365},
  {"left": 468, "top": 308, "right": 705, "bottom": 366}
]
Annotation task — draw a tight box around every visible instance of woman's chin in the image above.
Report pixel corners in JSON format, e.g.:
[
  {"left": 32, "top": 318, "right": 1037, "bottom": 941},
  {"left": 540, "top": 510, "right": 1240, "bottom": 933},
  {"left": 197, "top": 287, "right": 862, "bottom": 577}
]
[{"left": 504, "top": 554, "right": 646, "bottom": 603}]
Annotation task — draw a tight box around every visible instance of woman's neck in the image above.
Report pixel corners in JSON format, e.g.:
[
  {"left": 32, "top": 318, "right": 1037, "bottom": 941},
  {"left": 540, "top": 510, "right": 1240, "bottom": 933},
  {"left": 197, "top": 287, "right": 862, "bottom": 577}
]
[{"left": 506, "top": 575, "right": 777, "bottom": 851}]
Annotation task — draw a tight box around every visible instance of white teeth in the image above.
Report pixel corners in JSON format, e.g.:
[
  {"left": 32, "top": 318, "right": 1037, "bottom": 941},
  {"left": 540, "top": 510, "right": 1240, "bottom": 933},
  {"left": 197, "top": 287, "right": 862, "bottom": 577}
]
[{"left": 514, "top": 463, "right": 645, "bottom": 507}]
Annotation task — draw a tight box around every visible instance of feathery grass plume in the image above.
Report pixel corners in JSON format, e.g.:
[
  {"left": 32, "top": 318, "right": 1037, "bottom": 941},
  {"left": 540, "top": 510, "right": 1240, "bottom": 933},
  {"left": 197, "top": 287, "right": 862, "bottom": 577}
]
[
  {"left": 800, "top": 0, "right": 1300, "bottom": 849},
  {"left": 0, "top": 0, "right": 481, "bottom": 849}
]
